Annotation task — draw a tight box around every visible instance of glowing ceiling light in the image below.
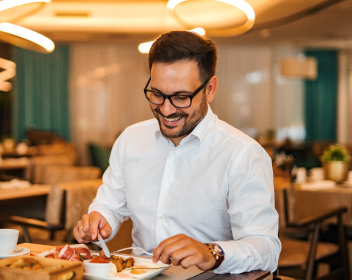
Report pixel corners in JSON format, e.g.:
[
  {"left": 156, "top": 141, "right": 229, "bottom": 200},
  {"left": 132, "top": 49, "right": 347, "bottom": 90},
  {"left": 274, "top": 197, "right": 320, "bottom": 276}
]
[
  {"left": 167, "top": 0, "right": 255, "bottom": 37},
  {"left": 138, "top": 27, "right": 205, "bottom": 54},
  {"left": 0, "top": 0, "right": 50, "bottom": 22},
  {"left": 0, "top": 57, "right": 15, "bottom": 92},
  {"left": 0, "top": 0, "right": 50, "bottom": 11},
  {"left": 0, "top": 22, "right": 55, "bottom": 53}
]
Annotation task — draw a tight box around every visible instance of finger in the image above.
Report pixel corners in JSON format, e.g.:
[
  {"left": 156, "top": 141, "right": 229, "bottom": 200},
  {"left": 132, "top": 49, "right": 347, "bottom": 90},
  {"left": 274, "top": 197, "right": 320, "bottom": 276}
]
[
  {"left": 153, "top": 234, "right": 184, "bottom": 263},
  {"left": 99, "top": 221, "right": 112, "bottom": 239},
  {"left": 89, "top": 211, "right": 105, "bottom": 241},
  {"left": 73, "top": 225, "right": 89, "bottom": 244},
  {"left": 81, "top": 214, "right": 91, "bottom": 234}
]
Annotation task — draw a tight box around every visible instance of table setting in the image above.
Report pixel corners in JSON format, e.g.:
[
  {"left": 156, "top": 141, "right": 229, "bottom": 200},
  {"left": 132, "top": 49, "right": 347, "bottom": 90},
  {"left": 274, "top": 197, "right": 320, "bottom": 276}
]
[{"left": 0, "top": 230, "right": 272, "bottom": 280}]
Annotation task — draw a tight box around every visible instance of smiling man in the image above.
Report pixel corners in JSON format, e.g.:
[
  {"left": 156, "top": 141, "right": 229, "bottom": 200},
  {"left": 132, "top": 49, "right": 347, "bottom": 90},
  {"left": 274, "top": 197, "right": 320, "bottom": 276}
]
[{"left": 74, "top": 31, "right": 281, "bottom": 274}]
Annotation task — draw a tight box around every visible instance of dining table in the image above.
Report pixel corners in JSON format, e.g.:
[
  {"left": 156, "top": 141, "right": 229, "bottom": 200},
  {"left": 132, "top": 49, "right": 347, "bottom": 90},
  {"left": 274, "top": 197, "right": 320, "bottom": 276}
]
[
  {"left": 0, "top": 183, "right": 50, "bottom": 220},
  {"left": 291, "top": 182, "right": 352, "bottom": 225},
  {"left": 0, "top": 157, "right": 31, "bottom": 180},
  {"left": 17, "top": 243, "right": 272, "bottom": 280},
  {"left": 274, "top": 177, "right": 352, "bottom": 227}
]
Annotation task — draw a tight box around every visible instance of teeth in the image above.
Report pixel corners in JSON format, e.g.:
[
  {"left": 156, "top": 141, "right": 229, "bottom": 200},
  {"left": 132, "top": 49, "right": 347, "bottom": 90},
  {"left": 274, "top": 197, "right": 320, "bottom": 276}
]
[{"left": 164, "top": 116, "right": 182, "bottom": 122}]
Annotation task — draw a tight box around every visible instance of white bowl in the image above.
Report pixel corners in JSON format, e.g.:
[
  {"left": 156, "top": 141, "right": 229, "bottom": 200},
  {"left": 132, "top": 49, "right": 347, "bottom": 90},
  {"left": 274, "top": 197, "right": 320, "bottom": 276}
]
[
  {"left": 84, "top": 260, "right": 112, "bottom": 277},
  {"left": 0, "top": 229, "right": 19, "bottom": 256}
]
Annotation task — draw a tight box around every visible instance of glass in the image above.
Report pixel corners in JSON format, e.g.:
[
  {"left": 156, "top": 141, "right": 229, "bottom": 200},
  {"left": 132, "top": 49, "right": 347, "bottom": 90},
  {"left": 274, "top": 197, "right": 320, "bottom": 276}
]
[{"left": 144, "top": 77, "right": 209, "bottom": 108}]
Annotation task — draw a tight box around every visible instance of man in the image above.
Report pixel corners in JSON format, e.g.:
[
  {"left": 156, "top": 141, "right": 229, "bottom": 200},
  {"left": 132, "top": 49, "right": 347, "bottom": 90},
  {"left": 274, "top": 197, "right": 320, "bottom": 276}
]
[{"left": 74, "top": 31, "right": 281, "bottom": 274}]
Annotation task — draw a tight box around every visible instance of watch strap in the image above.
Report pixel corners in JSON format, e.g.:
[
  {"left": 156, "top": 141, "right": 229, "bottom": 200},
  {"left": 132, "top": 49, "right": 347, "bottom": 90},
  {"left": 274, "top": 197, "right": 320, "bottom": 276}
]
[{"left": 206, "top": 243, "right": 225, "bottom": 270}]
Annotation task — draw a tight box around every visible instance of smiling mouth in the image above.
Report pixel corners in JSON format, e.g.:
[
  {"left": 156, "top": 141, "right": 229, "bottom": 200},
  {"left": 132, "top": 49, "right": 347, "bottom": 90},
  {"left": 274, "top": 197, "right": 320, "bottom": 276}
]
[{"left": 163, "top": 116, "right": 182, "bottom": 122}]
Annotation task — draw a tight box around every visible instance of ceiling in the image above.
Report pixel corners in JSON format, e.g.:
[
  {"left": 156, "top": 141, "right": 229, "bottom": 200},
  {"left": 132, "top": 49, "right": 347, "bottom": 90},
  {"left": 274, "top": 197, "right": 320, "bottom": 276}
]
[{"left": 7, "top": 0, "right": 352, "bottom": 48}]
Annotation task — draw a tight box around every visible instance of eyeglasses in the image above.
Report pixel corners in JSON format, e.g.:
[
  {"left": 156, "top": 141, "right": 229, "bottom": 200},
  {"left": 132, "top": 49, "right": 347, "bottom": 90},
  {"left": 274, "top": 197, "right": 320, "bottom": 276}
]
[{"left": 144, "top": 77, "right": 209, "bottom": 108}]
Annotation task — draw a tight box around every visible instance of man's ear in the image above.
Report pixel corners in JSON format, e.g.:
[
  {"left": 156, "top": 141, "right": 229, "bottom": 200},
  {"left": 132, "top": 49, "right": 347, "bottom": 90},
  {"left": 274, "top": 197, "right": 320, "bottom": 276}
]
[{"left": 206, "top": 76, "right": 218, "bottom": 103}]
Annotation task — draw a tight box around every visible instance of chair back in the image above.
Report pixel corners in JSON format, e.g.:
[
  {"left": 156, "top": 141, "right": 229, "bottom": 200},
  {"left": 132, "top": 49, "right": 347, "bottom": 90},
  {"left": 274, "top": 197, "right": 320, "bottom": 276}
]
[
  {"left": 45, "top": 179, "right": 103, "bottom": 240},
  {"left": 27, "top": 155, "right": 76, "bottom": 183},
  {"left": 41, "top": 165, "right": 101, "bottom": 185}
]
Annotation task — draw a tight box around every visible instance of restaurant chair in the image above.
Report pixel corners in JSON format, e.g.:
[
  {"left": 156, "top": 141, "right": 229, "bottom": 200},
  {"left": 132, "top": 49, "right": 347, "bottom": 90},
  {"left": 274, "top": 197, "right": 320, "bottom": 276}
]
[
  {"left": 88, "top": 143, "right": 111, "bottom": 172},
  {"left": 26, "top": 154, "right": 77, "bottom": 183},
  {"left": 2, "top": 172, "right": 102, "bottom": 243},
  {"left": 40, "top": 165, "right": 101, "bottom": 185},
  {"left": 277, "top": 188, "right": 350, "bottom": 280}
]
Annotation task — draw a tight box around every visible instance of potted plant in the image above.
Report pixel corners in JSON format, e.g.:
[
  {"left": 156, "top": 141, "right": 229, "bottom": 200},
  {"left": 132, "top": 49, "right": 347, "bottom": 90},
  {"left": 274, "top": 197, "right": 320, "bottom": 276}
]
[{"left": 320, "top": 144, "right": 351, "bottom": 183}]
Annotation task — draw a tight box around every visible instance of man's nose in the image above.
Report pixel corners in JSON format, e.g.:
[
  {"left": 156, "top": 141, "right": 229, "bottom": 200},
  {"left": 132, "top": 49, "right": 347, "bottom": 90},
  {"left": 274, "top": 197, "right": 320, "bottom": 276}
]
[{"left": 159, "top": 98, "right": 177, "bottom": 116}]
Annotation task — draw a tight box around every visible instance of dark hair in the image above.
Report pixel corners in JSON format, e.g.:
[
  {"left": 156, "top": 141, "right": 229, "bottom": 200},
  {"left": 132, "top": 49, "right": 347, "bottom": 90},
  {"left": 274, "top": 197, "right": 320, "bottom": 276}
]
[{"left": 148, "top": 31, "right": 217, "bottom": 83}]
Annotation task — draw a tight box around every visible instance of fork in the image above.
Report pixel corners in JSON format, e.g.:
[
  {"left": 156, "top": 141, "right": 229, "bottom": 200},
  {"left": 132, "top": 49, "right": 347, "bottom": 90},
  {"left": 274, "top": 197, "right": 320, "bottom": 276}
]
[{"left": 112, "top": 247, "right": 153, "bottom": 256}]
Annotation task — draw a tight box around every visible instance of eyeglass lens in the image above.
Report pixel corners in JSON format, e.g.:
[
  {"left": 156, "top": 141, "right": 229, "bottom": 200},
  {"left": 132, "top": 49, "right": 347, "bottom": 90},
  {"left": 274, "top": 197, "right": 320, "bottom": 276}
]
[{"left": 146, "top": 91, "right": 191, "bottom": 108}]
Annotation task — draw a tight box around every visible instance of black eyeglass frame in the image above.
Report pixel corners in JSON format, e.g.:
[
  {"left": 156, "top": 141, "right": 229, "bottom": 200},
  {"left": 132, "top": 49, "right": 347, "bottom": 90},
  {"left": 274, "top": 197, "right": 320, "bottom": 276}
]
[{"left": 144, "top": 77, "right": 210, "bottom": 108}]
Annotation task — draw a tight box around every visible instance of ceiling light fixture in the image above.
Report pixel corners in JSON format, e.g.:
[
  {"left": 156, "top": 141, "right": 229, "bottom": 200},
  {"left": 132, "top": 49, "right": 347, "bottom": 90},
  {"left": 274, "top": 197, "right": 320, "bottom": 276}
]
[
  {"left": 167, "top": 0, "right": 255, "bottom": 37},
  {"left": 0, "top": 0, "right": 50, "bottom": 22},
  {"left": 138, "top": 27, "right": 205, "bottom": 54},
  {"left": 0, "top": 0, "right": 54, "bottom": 53},
  {"left": 0, "top": 57, "right": 15, "bottom": 92},
  {"left": 0, "top": 22, "right": 55, "bottom": 53}
]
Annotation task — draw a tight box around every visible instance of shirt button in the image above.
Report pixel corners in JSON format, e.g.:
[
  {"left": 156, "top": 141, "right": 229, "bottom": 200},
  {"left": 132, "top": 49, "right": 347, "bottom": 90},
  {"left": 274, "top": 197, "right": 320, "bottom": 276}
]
[
  {"left": 171, "top": 151, "right": 176, "bottom": 156},
  {"left": 165, "top": 183, "right": 170, "bottom": 187},
  {"left": 159, "top": 216, "right": 164, "bottom": 219}
]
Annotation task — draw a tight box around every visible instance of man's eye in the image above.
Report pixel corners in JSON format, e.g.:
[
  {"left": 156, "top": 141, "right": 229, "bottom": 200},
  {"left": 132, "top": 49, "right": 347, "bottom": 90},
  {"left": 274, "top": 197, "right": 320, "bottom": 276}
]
[
  {"left": 151, "top": 91, "right": 162, "bottom": 97},
  {"left": 173, "top": 95, "right": 189, "bottom": 101}
]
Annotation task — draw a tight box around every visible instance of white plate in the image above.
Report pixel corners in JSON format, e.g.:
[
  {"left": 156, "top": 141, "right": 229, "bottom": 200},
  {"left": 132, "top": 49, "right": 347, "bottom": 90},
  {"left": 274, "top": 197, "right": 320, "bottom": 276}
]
[
  {"left": 84, "top": 253, "right": 171, "bottom": 280},
  {"left": 0, "top": 247, "right": 30, "bottom": 259}
]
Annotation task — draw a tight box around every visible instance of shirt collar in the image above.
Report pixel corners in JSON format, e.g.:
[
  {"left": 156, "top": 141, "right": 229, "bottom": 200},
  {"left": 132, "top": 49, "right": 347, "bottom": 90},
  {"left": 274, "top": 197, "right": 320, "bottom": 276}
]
[{"left": 154, "top": 105, "right": 215, "bottom": 145}]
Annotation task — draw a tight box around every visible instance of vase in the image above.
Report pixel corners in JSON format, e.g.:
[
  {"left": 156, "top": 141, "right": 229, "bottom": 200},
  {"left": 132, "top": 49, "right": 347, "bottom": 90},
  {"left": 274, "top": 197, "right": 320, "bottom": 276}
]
[{"left": 323, "top": 161, "right": 349, "bottom": 183}]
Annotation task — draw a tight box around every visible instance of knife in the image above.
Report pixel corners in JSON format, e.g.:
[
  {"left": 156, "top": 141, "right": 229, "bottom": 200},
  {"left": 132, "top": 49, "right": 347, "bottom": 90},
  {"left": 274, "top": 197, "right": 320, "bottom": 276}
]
[{"left": 97, "top": 232, "right": 111, "bottom": 258}]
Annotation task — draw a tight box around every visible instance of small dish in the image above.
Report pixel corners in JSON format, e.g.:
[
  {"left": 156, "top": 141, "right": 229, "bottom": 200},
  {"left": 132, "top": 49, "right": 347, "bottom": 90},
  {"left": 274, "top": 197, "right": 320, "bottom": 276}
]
[
  {"left": 0, "top": 247, "right": 30, "bottom": 259},
  {"left": 84, "top": 260, "right": 112, "bottom": 277}
]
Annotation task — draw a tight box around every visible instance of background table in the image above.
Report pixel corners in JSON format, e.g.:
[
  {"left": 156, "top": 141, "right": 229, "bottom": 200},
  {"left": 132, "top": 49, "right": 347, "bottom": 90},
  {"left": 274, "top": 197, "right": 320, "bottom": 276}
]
[
  {"left": 0, "top": 184, "right": 50, "bottom": 219},
  {"left": 291, "top": 185, "right": 352, "bottom": 226}
]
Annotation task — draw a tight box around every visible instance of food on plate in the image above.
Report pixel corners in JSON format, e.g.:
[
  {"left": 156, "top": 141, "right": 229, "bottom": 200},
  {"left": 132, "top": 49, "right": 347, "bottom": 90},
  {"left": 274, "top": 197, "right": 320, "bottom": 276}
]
[
  {"left": 132, "top": 269, "right": 147, "bottom": 275},
  {"left": 90, "top": 255, "right": 109, "bottom": 263},
  {"left": 38, "top": 244, "right": 91, "bottom": 262},
  {"left": 7, "top": 257, "right": 62, "bottom": 271},
  {"left": 109, "top": 255, "right": 134, "bottom": 272}
]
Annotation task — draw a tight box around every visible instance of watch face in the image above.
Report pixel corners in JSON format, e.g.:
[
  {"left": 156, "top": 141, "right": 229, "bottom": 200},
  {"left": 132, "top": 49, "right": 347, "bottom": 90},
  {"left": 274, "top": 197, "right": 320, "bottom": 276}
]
[{"left": 211, "top": 243, "right": 225, "bottom": 257}]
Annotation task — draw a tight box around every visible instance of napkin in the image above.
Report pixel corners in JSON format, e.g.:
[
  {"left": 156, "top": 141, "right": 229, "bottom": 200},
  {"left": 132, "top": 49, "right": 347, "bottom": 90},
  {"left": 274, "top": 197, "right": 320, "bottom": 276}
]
[
  {"left": 0, "top": 179, "right": 31, "bottom": 189},
  {"left": 300, "top": 180, "right": 336, "bottom": 190}
]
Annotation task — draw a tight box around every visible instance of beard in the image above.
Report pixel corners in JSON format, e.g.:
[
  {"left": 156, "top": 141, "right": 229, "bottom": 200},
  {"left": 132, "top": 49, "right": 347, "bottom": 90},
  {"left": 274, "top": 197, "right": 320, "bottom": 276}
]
[{"left": 151, "top": 92, "right": 208, "bottom": 139}]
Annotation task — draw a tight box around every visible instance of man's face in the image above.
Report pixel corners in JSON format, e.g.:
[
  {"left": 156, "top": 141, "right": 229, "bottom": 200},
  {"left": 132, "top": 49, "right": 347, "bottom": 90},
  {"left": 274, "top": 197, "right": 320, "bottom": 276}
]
[{"left": 149, "top": 60, "right": 209, "bottom": 146}]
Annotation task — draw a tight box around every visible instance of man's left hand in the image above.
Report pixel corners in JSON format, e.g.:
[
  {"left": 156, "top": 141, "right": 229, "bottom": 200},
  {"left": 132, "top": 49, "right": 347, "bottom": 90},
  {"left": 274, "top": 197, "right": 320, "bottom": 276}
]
[{"left": 152, "top": 234, "right": 215, "bottom": 270}]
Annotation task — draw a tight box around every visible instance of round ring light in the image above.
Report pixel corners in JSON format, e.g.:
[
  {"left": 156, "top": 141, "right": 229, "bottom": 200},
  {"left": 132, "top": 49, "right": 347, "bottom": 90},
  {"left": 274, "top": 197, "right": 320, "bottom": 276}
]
[
  {"left": 0, "top": 22, "right": 55, "bottom": 53},
  {"left": 167, "top": 0, "right": 255, "bottom": 37},
  {"left": 0, "top": 0, "right": 50, "bottom": 22}
]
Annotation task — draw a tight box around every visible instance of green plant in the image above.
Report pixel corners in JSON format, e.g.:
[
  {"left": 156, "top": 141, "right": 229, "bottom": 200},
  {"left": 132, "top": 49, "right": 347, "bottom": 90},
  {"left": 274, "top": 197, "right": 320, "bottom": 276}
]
[{"left": 320, "top": 144, "right": 351, "bottom": 163}]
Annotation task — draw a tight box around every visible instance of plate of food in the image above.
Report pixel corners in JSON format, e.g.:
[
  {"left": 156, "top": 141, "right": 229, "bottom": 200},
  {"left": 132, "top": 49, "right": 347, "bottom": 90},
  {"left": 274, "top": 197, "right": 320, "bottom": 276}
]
[
  {"left": 37, "top": 244, "right": 170, "bottom": 280},
  {"left": 84, "top": 253, "right": 171, "bottom": 280}
]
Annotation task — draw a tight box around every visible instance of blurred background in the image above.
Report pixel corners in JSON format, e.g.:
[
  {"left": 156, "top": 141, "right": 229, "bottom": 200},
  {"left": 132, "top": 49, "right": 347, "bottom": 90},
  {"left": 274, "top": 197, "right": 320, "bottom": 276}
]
[{"left": 0, "top": 0, "right": 352, "bottom": 169}]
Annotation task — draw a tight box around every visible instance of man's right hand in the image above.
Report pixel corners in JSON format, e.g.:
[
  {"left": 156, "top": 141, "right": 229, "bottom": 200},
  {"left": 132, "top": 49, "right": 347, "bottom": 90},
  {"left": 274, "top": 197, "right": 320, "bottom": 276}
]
[{"left": 73, "top": 211, "right": 112, "bottom": 243}]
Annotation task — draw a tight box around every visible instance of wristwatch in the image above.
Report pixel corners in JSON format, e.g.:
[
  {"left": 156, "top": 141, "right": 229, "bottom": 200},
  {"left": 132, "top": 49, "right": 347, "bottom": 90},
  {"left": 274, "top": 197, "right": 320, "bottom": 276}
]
[{"left": 206, "top": 243, "right": 225, "bottom": 269}]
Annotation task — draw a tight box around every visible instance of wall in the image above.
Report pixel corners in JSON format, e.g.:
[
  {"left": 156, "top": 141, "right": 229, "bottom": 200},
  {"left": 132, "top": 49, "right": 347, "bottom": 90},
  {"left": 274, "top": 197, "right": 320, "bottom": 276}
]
[{"left": 70, "top": 41, "right": 305, "bottom": 165}]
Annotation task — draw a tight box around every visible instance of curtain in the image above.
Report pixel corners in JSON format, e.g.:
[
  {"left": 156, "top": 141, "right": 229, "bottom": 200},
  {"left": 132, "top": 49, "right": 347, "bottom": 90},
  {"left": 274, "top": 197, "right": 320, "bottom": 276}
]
[
  {"left": 304, "top": 50, "right": 338, "bottom": 142},
  {"left": 13, "top": 45, "right": 70, "bottom": 141}
]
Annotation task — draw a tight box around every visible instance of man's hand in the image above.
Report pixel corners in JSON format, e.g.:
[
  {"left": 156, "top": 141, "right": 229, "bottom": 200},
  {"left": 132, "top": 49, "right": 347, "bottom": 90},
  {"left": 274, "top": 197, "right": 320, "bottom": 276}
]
[
  {"left": 73, "top": 211, "right": 112, "bottom": 243},
  {"left": 152, "top": 234, "right": 215, "bottom": 271}
]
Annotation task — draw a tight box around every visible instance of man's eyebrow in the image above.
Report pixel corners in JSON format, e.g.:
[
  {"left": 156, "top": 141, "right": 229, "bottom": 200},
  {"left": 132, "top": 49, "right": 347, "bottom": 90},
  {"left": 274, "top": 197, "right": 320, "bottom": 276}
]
[{"left": 150, "top": 86, "right": 193, "bottom": 95}]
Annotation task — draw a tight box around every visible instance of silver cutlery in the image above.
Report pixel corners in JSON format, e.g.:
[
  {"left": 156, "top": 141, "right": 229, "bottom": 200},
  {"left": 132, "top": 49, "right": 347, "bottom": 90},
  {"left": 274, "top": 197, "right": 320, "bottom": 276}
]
[
  {"left": 97, "top": 232, "right": 111, "bottom": 258},
  {"left": 113, "top": 247, "right": 153, "bottom": 256}
]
